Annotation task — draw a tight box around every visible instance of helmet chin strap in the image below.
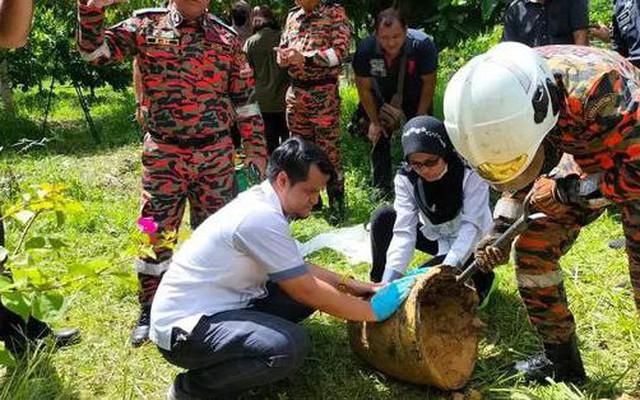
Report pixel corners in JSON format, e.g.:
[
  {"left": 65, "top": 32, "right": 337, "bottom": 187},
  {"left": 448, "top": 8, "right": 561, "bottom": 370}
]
[{"left": 492, "top": 145, "right": 546, "bottom": 193}]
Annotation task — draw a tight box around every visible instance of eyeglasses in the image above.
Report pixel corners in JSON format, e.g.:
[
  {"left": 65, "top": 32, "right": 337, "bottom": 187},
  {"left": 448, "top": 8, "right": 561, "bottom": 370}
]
[{"left": 409, "top": 158, "right": 441, "bottom": 170}]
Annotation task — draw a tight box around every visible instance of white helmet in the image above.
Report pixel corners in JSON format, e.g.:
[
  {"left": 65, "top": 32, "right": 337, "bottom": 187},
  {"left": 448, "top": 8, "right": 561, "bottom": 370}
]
[{"left": 443, "top": 42, "right": 559, "bottom": 190}]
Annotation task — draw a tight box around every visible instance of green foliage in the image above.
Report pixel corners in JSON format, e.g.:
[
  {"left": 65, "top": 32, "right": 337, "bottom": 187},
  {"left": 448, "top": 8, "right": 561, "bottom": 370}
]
[
  {"left": 0, "top": 183, "right": 128, "bottom": 367},
  {"left": 590, "top": 0, "right": 613, "bottom": 25},
  {"left": 7, "top": 0, "right": 131, "bottom": 94},
  {"left": 433, "top": 25, "right": 503, "bottom": 119}
]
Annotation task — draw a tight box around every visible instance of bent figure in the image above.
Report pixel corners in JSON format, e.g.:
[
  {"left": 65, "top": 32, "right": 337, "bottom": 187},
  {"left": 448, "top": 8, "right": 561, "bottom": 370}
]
[
  {"left": 369, "top": 116, "right": 496, "bottom": 308},
  {"left": 77, "top": 0, "right": 267, "bottom": 346},
  {"left": 151, "top": 138, "right": 417, "bottom": 399},
  {"left": 444, "top": 42, "right": 640, "bottom": 384}
]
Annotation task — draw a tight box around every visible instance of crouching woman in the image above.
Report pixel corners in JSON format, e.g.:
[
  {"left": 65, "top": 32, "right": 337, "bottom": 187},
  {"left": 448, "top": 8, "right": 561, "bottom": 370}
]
[{"left": 369, "top": 116, "right": 497, "bottom": 306}]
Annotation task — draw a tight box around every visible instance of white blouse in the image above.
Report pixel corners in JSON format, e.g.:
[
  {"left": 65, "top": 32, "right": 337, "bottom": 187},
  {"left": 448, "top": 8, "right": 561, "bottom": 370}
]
[{"left": 384, "top": 168, "right": 493, "bottom": 276}]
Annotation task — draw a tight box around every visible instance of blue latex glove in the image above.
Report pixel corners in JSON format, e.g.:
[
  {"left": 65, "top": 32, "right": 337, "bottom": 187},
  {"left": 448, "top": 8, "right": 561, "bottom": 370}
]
[
  {"left": 405, "top": 266, "right": 430, "bottom": 277},
  {"left": 370, "top": 275, "right": 416, "bottom": 321}
]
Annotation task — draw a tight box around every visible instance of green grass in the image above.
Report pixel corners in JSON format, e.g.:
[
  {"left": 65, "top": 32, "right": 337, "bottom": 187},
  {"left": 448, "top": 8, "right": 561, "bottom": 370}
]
[{"left": 0, "top": 80, "right": 639, "bottom": 399}]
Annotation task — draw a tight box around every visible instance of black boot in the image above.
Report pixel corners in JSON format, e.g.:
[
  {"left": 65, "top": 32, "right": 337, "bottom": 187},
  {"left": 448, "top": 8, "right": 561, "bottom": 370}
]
[
  {"left": 130, "top": 302, "right": 151, "bottom": 348},
  {"left": 52, "top": 328, "right": 81, "bottom": 348},
  {"left": 130, "top": 273, "right": 162, "bottom": 347},
  {"left": 514, "top": 334, "right": 586, "bottom": 384}
]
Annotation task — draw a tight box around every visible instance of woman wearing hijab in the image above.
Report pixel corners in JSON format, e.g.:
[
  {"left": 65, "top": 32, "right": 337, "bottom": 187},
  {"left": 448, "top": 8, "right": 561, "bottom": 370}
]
[{"left": 369, "top": 116, "right": 497, "bottom": 307}]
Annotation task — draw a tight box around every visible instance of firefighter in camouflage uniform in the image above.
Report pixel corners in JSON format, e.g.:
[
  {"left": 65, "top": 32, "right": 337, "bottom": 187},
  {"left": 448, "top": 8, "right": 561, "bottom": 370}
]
[
  {"left": 77, "top": 0, "right": 267, "bottom": 347},
  {"left": 444, "top": 42, "right": 640, "bottom": 384},
  {"left": 277, "top": 0, "right": 350, "bottom": 223}
]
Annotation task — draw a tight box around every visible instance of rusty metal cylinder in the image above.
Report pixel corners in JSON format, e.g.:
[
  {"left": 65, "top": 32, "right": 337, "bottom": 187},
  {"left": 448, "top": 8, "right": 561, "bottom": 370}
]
[{"left": 348, "top": 266, "right": 482, "bottom": 390}]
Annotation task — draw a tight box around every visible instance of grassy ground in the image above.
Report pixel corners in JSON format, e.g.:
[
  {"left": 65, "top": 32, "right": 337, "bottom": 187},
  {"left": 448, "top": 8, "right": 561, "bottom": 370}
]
[{"left": 1, "top": 80, "right": 639, "bottom": 399}]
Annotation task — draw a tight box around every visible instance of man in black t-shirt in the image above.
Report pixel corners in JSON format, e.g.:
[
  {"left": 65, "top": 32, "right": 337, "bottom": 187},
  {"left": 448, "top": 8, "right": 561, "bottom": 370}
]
[
  {"left": 502, "top": 0, "right": 589, "bottom": 47},
  {"left": 352, "top": 8, "right": 438, "bottom": 200}
]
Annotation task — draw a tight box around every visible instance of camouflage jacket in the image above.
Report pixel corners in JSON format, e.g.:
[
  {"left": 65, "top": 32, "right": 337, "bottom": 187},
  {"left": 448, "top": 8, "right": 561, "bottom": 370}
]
[
  {"left": 279, "top": 3, "right": 351, "bottom": 82},
  {"left": 537, "top": 45, "right": 640, "bottom": 203},
  {"left": 77, "top": 3, "right": 266, "bottom": 158}
]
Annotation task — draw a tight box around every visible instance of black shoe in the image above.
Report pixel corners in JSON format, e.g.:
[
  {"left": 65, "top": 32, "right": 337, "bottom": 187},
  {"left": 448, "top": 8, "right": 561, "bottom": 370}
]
[
  {"left": 52, "top": 328, "right": 81, "bottom": 348},
  {"left": 130, "top": 303, "right": 151, "bottom": 348},
  {"left": 514, "top": 334, "right": 586, "bottom": 384}
]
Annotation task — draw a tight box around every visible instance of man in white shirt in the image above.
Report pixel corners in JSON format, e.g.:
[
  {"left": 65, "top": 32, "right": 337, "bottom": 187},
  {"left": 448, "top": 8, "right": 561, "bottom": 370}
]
[{"left": 151, "top": 137, "right": 417, "bottom": 399}]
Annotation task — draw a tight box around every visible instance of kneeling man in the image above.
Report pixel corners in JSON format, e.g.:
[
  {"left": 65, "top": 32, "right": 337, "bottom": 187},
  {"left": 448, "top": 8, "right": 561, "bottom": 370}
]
[{"left": 151, "top": 137, "right": 414, "bottom": 399}]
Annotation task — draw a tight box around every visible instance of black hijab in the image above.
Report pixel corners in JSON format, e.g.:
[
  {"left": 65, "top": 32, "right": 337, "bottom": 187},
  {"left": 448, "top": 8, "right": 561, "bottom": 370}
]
[{"left": 400, "top": 116, "right": 466, "bottom": 225}]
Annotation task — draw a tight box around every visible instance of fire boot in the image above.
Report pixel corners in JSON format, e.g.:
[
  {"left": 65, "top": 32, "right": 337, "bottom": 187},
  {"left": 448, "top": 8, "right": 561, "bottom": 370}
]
[
  {"left": 130, "top": 273, "right": 162, "bottom": 347},
  {"left": 514, "top": 334, "right": 587, "bottom": 384}
]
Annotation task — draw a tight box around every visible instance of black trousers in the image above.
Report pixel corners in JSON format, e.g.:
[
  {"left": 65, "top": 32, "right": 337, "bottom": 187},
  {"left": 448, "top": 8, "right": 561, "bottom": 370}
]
[
  {"left": 263, "top": 112, "right": 289, "bottom": 155},
  {"left": 370, "top": 133, "right": 394, "bottom": 199},
  {"left": 369, "top": 205, "right": 491, "bottom": 290},
  {"left": 370, "top": 205, "right": 439, "bottom": 282}
]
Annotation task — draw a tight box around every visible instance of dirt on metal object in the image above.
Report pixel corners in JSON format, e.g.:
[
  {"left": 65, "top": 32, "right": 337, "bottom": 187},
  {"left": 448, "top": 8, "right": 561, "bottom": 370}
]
[{"left": 348, "top": 266, "right": 482, "bottom": 390}]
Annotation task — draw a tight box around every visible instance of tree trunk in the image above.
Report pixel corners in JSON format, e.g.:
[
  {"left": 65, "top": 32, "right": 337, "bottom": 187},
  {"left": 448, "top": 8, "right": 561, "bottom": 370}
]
[{"left": 0, "top": 55, "right": 15, "bottom": 116}]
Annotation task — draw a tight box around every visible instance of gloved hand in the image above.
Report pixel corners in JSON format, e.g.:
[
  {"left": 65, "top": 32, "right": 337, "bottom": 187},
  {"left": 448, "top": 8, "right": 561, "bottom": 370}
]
[
  {"left": 370, "top": 275, "right": 416, "bottom": 321},
  {"left": 405, "top": 266, "right": 430, "bottom": 277},
  {"left": 475, "top": 234, "right": 509, "bottom": 272},
  {"left": 530, "top": 175, "right": 579, "bottom": 216}
]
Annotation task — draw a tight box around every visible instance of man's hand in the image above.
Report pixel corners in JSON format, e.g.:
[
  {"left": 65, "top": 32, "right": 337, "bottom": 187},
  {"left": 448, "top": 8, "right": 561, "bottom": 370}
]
[
  {"left": 86, "top": 0, "right": 128, "bottom": 9},
  {"left": 245, "top": 156, "right": 266, "bottom": 180},
  {"left": 530, "top": 175, "right": 576, "bottom": 216},
  {"left": 286, "top": 49, "right": 305, "bottom": 67},
  {"left": 370, "top": 275, "right": 416, "bottom": 321},
  {"left": 275, "top": 47, "right": 304, "bottom": 67},
  {"left": 274, "top": 47, "right": 291, "bottom": 67},
  {"left": 589, "top": 24, "right": 611, "bottom": 42},
  {"left": 475, "top": 234, "right": 508, "bottom": 272},
  {"left": 368, "top": 122, "right": 385, "bottom": 144},
  {"left": 346, "top": 279, "right": 383, "bottom": 298}
]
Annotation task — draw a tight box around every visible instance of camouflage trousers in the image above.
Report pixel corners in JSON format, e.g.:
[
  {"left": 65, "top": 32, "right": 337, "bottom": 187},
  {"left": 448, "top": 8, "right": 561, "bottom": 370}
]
[
  {"left": 134, "top": 134, "right": 235, "bottom": 303},
  {"left": 514, "top": 200, "right": 640, "bottom": 344},
  {"left": 286, "top": 83, "right": 344, "bottom": 202}
]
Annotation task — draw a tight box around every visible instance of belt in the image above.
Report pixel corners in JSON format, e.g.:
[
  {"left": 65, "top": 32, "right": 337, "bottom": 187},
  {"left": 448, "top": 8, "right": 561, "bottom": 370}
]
[
  {"left": 291, "top": 77, "right": 338, "bottom": 89},
  {"left": 147, "top": 131, "right": 228, "bottom": 149}
]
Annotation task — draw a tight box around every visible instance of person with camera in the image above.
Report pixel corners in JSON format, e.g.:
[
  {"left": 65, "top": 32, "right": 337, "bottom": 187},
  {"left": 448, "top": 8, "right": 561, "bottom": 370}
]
[{"left": 352, "top": 8, "right": 438, "bottom": 201}]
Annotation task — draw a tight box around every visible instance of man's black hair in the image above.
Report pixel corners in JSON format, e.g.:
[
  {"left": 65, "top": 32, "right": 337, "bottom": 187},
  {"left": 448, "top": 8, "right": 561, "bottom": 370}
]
[
  {"left": 267, "top": 137, "right": 335, "bottom": 185},
  {"left": 374, "top": 8, "right": 407, "bottom": 31},
  {"left": 252, "top": 5, "right": 279, "bottom": 33},
  {"left": 231, "top": 2, "right": 249, "bottom": 26}
]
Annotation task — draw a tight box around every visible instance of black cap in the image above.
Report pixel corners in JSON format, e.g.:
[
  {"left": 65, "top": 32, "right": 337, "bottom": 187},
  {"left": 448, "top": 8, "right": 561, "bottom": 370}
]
[{"left": 401, "top": 116, "right": 452, "bottom": 159}]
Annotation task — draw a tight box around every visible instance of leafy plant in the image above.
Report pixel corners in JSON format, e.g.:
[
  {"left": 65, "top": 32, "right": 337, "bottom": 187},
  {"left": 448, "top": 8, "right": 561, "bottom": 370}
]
[{"left": 0, "top": 183, "right": 124, "bottom": 366}]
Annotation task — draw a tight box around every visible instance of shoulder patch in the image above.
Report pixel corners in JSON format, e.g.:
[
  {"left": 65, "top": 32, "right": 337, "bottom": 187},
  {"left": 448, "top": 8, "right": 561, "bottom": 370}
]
[
  {"left": 132, "top": 7, "right": 168, "bottom": 18},
  {"left": 208, "top": 14, "right": 237, "bottom": 36}
]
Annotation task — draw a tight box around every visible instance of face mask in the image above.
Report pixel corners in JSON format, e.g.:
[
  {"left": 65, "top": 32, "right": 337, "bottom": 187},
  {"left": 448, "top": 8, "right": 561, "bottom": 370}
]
[{"left": 432, "top": 163, "right": 448, "bottom": 181}]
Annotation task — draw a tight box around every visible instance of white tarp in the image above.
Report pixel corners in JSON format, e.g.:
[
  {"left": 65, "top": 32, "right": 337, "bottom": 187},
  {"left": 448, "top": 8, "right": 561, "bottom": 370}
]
[{"left": 298, "top": 224, "right": 372, "bottom": 265}]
